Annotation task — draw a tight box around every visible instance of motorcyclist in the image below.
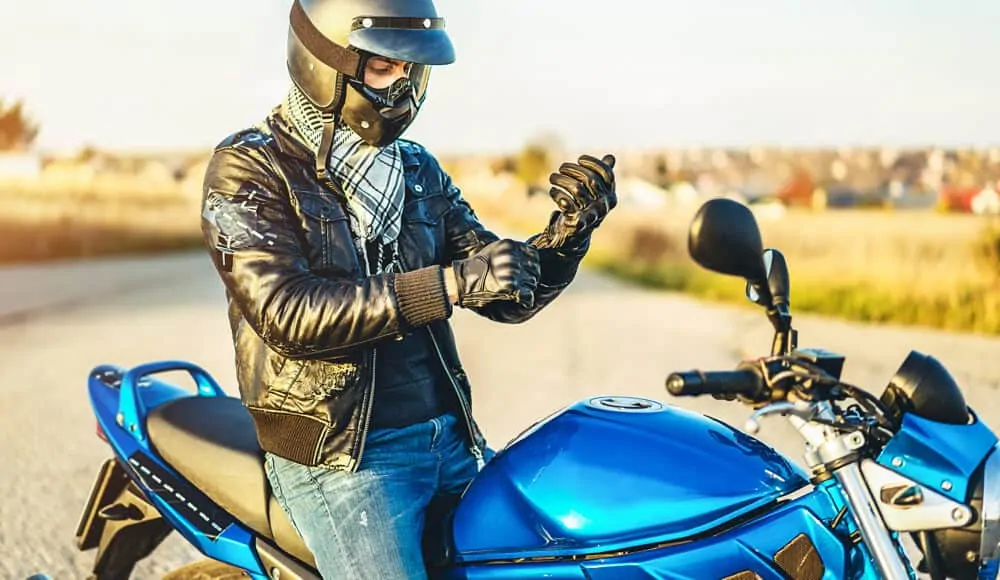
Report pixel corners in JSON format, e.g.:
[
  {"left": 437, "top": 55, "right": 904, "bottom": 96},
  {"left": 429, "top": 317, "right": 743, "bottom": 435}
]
[{"left": 199, "top": 0, "right": 617, "bottom": 577}]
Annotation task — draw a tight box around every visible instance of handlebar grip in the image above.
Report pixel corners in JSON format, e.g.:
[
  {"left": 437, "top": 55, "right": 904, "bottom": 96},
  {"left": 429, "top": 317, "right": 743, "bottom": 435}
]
[{"left": 665, "top": 369, "right": 765, "bottom": 399}]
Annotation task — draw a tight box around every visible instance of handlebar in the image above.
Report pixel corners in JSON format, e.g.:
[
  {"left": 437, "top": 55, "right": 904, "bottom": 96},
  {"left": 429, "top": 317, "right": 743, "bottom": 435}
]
[{"left": 665, "top": 368, "right": 766, "bottom": 400}]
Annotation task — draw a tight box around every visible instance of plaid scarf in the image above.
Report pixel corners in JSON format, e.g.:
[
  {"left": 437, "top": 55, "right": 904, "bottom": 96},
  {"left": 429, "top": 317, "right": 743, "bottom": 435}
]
[{"left": 282, "top": 86, "right": 405, "bottom": 252}]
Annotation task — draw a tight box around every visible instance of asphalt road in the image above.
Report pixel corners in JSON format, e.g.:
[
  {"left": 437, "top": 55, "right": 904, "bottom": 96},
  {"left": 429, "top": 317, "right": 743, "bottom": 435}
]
[{"left": 2, "top": 251, "right": 999, "bottom": 579}]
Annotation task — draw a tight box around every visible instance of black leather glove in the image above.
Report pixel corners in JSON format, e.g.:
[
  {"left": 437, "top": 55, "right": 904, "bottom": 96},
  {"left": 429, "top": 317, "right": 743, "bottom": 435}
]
[
  {"left": 530, "top": 154, "right": 617, "bottom": 250},
  {"left": 453, "top": 239, "right": 540, "bottom": 309}
]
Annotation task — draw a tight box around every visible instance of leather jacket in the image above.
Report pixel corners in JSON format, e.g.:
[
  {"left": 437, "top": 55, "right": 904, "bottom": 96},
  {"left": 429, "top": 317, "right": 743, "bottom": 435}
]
[{"left": 200, "top": 107, "right": 589, "bottom": 470}]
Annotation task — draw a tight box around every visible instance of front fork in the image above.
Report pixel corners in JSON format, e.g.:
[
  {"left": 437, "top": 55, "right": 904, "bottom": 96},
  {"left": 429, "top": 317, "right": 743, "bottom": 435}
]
[
  {"left": 834, "top": 462, "right": 913, "bottom": 579},
  {"left": 791, "top": 406, "right": 913, "bottom": 579}
]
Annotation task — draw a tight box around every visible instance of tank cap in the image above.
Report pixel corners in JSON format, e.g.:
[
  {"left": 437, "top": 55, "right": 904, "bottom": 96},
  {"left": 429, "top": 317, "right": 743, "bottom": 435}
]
[{"left": 587, "top": 396, "right": 665, "bottom": 413}]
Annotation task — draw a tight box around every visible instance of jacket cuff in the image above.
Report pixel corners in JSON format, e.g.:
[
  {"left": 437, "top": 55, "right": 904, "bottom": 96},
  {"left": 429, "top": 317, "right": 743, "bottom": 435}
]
[
  {"left": 554, "top": 231, "right": 592, "bottom": 257},
  {"left": 394, "top": 266, "right": 453, "bottom": 328}
]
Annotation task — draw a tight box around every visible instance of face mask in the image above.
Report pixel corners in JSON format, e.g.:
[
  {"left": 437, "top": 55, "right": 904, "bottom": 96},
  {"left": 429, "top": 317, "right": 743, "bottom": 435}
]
[
  {"left": 339, "top": 62, "right": 432, "bottom": 148},
  {"left": 355, "top": 76, "right": 416, "bottom": 110}
]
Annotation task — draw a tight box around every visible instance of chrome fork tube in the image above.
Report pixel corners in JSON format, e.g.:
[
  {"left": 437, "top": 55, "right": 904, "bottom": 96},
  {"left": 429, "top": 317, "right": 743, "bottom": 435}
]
[{"left": 834, "top": 462, "right": 912, "bottom": 580}]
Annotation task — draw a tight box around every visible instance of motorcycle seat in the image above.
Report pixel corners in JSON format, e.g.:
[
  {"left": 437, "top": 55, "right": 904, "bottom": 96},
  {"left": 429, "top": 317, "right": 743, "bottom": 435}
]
[{"left": 146, "top": 395, "right": 316, "bottom": 567}]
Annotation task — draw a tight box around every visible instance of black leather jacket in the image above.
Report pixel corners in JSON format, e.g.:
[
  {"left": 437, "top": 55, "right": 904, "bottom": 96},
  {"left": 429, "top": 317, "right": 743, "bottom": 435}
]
[{"left": 200, "top": 107, "right": 589, "bottom": 470}]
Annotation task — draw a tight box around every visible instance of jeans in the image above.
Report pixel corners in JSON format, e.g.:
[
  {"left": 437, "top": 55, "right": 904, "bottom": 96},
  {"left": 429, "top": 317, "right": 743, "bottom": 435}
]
[{"left": 264, "top": 413, "right": 494, "bottom": 580}]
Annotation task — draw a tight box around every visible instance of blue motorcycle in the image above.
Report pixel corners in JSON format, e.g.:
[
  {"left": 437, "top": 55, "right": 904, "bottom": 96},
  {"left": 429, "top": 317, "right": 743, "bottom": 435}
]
[{"left": 77, "top": 198, "right": 999, "bottom": 579}]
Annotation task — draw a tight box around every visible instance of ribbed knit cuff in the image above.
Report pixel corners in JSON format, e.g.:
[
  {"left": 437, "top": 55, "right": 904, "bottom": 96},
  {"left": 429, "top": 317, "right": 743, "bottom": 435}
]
[{"left": 394, "top": 266, "right": 453, "bottom": 328}]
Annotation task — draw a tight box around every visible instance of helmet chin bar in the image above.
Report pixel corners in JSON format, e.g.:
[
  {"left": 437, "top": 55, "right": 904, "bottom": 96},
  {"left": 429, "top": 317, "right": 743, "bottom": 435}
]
[{"left": 340, "top": 81, "right": 421, "bottom": 148}]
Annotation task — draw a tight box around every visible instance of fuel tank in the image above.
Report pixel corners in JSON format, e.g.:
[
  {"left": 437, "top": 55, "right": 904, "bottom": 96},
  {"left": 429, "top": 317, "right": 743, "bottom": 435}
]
[{"left": 452, "top": 396, "right": 810, "bottom": 562}]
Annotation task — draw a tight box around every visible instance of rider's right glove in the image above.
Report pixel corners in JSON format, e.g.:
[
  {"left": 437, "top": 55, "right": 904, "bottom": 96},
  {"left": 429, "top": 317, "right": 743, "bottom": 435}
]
[{"left": 453, "top": 239, "right": 541, "bottom": 310}]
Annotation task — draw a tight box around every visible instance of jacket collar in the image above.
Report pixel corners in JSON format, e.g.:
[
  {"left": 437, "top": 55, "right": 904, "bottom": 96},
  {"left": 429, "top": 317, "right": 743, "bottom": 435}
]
[
  {"left": 267, "top": 106, "right": 421, "bottom": 171},
  {"left": 399, "top": 141, "right": 421, "bottom": 169},
  {"left": 267, "top": 106, "right": 314, "bottom": 162}
]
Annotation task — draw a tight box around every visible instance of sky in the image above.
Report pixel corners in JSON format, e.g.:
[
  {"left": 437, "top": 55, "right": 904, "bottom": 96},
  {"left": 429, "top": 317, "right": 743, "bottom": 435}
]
[{"left": 3, "top": 0, "right": 1000, "bottom": 155}]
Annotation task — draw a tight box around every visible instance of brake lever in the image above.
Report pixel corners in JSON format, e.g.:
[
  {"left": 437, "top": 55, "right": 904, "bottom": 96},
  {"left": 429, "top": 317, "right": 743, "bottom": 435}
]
[{"left": 744, "top": 400, "right": 816, "bottom": 435}]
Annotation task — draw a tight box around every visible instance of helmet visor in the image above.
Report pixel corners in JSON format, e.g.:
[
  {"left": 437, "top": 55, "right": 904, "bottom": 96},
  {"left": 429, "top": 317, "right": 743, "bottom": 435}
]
[{"left": 348, "top": 16, "right": 455, "bottom": 66}]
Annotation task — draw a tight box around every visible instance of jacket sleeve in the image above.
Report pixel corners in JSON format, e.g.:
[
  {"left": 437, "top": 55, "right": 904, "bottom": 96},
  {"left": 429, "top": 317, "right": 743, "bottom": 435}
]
[
  {"left": 200, "top": 144, "right": 452, "bottom": 359},
  {"left": 437, "top": 160, "right": 589, "bottom": 324}
]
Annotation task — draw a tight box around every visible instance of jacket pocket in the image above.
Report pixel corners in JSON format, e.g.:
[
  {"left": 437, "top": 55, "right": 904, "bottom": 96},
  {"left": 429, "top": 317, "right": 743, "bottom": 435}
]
[
  {"left": 402, "top": 191, "right": 451, "bottom": 267},
  {"left": 403, "top": 188, "right": 451, "bottom": 223},
  {"left": 289, "top": 188, "right": 359, "bottom": 274},
  {"left": 266, "top": 356, "right": 304, "bottom": 409}
]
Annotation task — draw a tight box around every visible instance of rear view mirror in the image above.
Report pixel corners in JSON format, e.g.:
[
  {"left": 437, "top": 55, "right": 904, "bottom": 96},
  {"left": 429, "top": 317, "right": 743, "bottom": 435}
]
[{"left": 688, "top": 198, "right": 767, "bottom": 284}]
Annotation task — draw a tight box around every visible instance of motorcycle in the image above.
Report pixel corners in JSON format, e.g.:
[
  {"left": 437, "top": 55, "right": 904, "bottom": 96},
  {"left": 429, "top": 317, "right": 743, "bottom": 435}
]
[{"left": 76, "top": 197, "right": 999, "bottom": 579}]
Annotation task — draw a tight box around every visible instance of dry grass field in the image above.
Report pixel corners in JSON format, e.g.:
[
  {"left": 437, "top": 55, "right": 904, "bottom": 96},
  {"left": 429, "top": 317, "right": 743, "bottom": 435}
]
[
  {"left": 0, "top": 175, "right": 202, "bottom": 263},
  {"left": 466, "top": 190, "right": 1000, "bottom": 335}
]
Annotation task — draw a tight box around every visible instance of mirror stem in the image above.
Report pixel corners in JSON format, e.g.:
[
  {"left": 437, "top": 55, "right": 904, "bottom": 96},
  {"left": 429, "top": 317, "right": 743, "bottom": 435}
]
[
  {"left": 770, "top": 328, "right": 798, "bottom": 357},
  {"left": 768, "top": 304, "right": 796, "bottom": 356},
  {"left": 767, "top": 304, "right": 792, "bottom": 332}
]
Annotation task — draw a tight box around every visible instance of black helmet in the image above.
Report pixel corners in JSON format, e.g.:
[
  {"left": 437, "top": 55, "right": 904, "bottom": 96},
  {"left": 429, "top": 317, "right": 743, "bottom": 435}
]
[{"left": 287, "top": 0, "right": 454, "bottom": 172}]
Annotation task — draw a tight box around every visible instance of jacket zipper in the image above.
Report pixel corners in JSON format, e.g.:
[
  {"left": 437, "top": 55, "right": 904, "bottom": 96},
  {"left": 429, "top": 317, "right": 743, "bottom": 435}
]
[
  {"left": 345, "top": 179, "right": 482, "bottom": 470},
  {"left": 351, "top": 349, "right": 377, "bottom": 472},
  {"left": 426, "top": 327, "right": 485, "bottom": 470},
  {"left": 348, "top": 208, "right": 377, "bottom": 473}
]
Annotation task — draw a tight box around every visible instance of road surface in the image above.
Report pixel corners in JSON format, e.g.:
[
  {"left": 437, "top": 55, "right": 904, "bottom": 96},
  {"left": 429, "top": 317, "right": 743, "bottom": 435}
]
[{"left": 2, "top": 251, "right": 999, "bottom": 579}]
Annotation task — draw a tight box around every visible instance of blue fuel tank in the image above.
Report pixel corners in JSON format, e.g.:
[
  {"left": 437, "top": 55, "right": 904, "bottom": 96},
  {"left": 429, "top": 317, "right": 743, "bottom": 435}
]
[{"left": 452, "top": 396, "right": 810, "bottom": 562}]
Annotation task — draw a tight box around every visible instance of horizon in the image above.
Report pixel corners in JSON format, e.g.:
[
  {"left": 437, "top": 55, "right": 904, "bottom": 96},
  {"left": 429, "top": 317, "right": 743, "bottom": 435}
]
[{"left": 21, "top": 142, "right": 1000, "bottom": 160}]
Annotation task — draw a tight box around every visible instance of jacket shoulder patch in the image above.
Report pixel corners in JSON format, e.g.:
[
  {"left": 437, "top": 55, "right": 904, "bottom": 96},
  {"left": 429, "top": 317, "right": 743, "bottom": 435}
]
[{"left": 215, "top": 123, "right": 274, "bottom": 152}]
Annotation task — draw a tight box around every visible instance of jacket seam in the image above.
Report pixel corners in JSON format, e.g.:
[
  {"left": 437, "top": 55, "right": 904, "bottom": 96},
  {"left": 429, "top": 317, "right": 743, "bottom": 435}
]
[{"left": 274, "top": 359, "right": 305, "bottom": 411}]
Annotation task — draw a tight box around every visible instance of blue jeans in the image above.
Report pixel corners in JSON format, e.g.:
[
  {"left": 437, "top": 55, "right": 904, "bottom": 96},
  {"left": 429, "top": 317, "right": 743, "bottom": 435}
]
[{"left": 264, "top": 413, "right": 494, "bottom": 580}]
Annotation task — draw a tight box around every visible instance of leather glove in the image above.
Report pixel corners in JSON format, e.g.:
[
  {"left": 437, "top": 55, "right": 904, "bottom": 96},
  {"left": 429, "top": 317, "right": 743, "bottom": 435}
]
[
  {"left": 453, "top": 239, "right": 540, "bottom": 309},
  {"left": 530, "top": 154, "right": 617, "bottom": 250}
]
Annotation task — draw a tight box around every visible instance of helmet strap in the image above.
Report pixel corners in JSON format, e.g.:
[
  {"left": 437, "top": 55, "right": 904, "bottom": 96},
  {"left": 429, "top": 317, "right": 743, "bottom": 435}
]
[
  {"left": 290, "top": 0, "right": 362, "bottom": 78},
  {"left": 315, "top": 110, "right": 337, "bottom": 179},
  {"left": 314, "top": 70, "right": 350, "bottom": 180}
]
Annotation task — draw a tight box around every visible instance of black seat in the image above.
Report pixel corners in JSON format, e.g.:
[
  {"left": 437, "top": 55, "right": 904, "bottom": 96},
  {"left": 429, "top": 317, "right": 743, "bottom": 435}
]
[{"left": 146, "top": 396, "right": 316, "bottom": 567}]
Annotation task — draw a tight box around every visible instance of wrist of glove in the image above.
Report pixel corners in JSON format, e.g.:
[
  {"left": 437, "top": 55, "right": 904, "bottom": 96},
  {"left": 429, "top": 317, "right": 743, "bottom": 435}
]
[
  {"left": 453, "top": 239, "right": 540, "bottom": 310},
  {"left": 529, "top": 154, "right": 617, "bottom": 251},
  {"left": 530, "top": 211, "right": 592, "bottom": 254}
]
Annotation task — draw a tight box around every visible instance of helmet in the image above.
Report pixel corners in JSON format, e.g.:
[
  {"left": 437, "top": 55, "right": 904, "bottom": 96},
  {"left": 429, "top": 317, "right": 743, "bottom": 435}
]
[{"left": 287, "top": 0, "right": 454, "bottom": 170}]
